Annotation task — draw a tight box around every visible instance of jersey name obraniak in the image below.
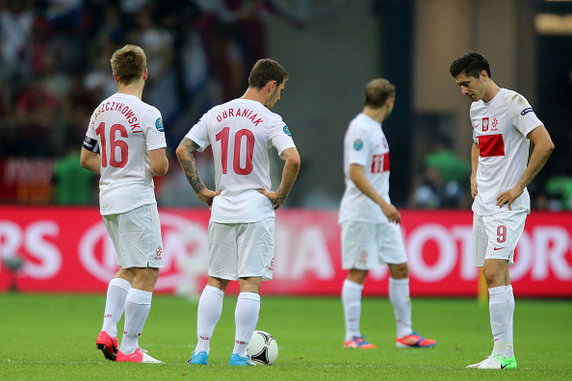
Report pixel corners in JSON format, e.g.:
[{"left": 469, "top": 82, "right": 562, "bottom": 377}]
[
  {"left": 470, "top": 88, "right": 542, "bottom": 215},
  {"left": 86, "top": 93, "right": 166, "bottom": 215},
  {"left": 186, "top": 98, "right": 295, "bottom": 223},
  {"left": 339, "top": 113, "right": 391, "bottom": 224}
]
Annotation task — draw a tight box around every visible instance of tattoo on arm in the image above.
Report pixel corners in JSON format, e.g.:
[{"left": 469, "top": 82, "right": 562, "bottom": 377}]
[
  {"left": 277, "top": 189, "right": 288, "bottom": 202},
  {"left": 179, "top": 139, "right": 206, "bottom": 194}
]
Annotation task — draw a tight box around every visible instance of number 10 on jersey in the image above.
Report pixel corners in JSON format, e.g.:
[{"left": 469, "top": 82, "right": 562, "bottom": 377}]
[{"left": 216, "top": 127, "right": 255, "bottom": 175}]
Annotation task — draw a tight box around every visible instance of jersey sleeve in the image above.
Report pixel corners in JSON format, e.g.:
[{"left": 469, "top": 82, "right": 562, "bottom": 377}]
[
  {"left": 510, "top": 93, "right": 543, "bottom": 137},
  {"left": 82, "top": 113, "right": 100, "bottom": 152},
  {"left": 345, "top": 125, "right": 370, "bottom": 167},
  {"left": 268, "top": 114, "right": 296, "bottom": 155},
  {"left": 85, "top": 113, "right": 97, "bottom": 140},
  {"left": 185, "top": 114, "right": 210, "bottom": 152},
  {"left": 469, "top": 106, "right": 479, "bottom": 143},
  {"left": 143, "top": 106, "right": 167, "bottom": 151}
]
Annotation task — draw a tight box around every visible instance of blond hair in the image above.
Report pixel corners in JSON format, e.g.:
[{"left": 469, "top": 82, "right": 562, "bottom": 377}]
[
  {"left": 364, "top": 78, "right": 395, "bottom": 108},
  {"left": 110, "top": 44, "right": 147, "bottom": 85}
]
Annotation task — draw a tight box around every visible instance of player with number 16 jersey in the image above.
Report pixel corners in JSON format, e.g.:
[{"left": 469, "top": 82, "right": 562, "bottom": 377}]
[
  {"left": 81, "top": 44, "right": 169, "bottom": 364},
  {"left": 85, "top": 92, "right": 166, "bottom": 215}
]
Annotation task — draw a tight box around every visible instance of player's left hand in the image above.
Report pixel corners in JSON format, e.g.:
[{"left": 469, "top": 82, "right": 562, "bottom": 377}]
[
  {"left": 496, "top": 185, "right": 524, "bottom": 210},
  {"left": 258, "top": 189, "right": 283, "bottom": 210}
]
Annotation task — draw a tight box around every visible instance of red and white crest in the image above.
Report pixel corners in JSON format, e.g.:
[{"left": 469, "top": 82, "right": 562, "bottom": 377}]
[{"left": 482, "top": 117, "right": 489, "bottom": 132}]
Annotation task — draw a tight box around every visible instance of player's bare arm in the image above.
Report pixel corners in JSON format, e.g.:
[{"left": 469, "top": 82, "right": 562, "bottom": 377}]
[
  {"left": 470, "top": 142, "right": 479, "bottom": 198},
  {"left": 149, "top": 148, "right": 169, "bottom": 176},
  {"left": 176, "top": 137, "right": 206, "bottom": 192},
  {"left": 496, "top": 125, "right": 554, "bottom": 209},
  {"left": 176, "top": 137, "right": 220, "bottom": 206},
  {"left": 80, "top": 147, "right": 101, "bottom": 175},
  {"left": 348, "top": 163, "right": 401, "bottom": 223},
  {"left": 258, "top": 147, "right": 301, "bottom": 209}
]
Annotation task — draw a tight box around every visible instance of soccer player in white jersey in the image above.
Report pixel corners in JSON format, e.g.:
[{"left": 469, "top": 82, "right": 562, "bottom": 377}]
[
  {"left": 339, "top": 78, "right": 437, "bottom": 350},
  {"left": 81, "top": 44, "right": 169, "bottom": 364},
  {"left": 176, "top": 58, "right": 300, "bottom": 366},
  {"left": 450, "top": 52, "right": 554, "bottom": 370}
]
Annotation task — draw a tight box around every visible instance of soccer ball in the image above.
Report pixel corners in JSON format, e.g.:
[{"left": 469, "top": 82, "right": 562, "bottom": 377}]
[{"left": 246, "top": 330, "right": 278, "bottom": 365}]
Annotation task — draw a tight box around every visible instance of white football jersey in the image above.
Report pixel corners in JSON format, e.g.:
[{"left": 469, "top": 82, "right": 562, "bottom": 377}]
[
  {"left": 86, "top": 93, "right": 166, "bottom": 215},
  {"left": 186, "top": 98, "right": 296, "bottom": 223},
  {"left": 470, "top": 88, "right": 542, "bottom": 215},
  {"left": 339, "top": 113, "right": 391, "bottom": 224}
]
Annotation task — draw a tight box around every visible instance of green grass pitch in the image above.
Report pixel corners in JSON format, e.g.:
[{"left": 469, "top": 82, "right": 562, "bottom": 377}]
[{"left": 0, "top": 293, "right": 571, "bottom": 380}]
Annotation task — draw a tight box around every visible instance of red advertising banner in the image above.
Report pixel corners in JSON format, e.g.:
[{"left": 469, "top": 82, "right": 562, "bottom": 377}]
[{"left": 0, "top": 207, "right": 571, "bottom": 297}]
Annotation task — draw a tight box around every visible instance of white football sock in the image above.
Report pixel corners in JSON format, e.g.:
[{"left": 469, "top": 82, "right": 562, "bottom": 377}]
[
  {"left": 120, "top": 288, "right": 152, "bottom": 354},
  {"left": 233, "top": 292, "right": 261, "bottom": 357},
  {"left": 389, "top": 277, "right": 412, "bottom": 338},
  {"left": 493, "top": 342, "right": 514, "bottom": 359},
  {"left": 101, "top": 278, "right": 131, "bottom": 337},
  {"left": 489, "top": 285, "right": 514, "bottom": 357},
  {"left": 195, "top": 285, "right": 224, "bottom": 354},
  {"left": 506, "top": 285, "right": 515, "bottom": 344},
  {"left": 342, "top": 279, "right": 363, "bottom": 341}
]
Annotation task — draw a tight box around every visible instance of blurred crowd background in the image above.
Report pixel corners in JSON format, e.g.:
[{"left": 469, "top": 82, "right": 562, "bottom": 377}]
[{"left": 0, "top": 0, "right": 570, "bottom": 211}]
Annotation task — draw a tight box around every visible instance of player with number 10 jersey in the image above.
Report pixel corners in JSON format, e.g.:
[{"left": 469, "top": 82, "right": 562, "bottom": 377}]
[
  {"left": 186, "top": 99, "right": 295, "bottom": 223},
  {"left": 177, "top": 58, "right": 300, "bottom": 366}
]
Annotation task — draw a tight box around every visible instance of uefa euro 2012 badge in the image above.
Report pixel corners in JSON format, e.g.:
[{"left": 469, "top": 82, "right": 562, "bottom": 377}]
[
  {"left": 283, "top": 125, "right": 292, "bottom": 137},
  {"left": 155, "top": 118, "right": 164, "bottom": 132},
  {"left": 353, "top": 139, "right": 363, "bottom": 151}
]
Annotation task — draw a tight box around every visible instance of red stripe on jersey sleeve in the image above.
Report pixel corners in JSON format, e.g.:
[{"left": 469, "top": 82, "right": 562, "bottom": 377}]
[{"left": 478, "top": 134, "right": 505, "bottom": 157}]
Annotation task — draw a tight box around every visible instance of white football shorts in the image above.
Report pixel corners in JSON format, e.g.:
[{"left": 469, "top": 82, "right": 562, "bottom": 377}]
[
  {"left": 208, "top": 217, "right": 275, "bottom": 280},
  {"left": 472, "top": 210, "right": 527, "bottom": 266},
  {"left": 103, "top": 203, "right": 164, "bottom": 269},
  {"left": 341, "top": 220, "right": 407, "bottom": 270}
]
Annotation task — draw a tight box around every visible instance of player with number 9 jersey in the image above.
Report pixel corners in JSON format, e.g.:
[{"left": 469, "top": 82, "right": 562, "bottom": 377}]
[
  {"left": 85, "top": 93, "right": 167, "bottom": 215},
  {"left": 450, "top": 51, "right": 554, "bottom": 370},
  {"left": 185, "top": 99, "right": 295, "bottom": 223},
  {"left": 469, "top": 88, "right": 541, "bottom": 216}
]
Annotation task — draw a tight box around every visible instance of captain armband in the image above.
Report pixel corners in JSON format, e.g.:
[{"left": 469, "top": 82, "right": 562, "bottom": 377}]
[{"left": 83, "top": 135, "right": 100, "bottom": 153}]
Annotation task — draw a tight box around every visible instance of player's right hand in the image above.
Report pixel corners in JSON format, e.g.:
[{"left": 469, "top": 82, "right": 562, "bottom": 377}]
[
  {"left": 197, "top": 188, "right": 221, "bottom": 207},
  {"left": 258, "top": 189, "right": 284, "bottom": 210}
]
